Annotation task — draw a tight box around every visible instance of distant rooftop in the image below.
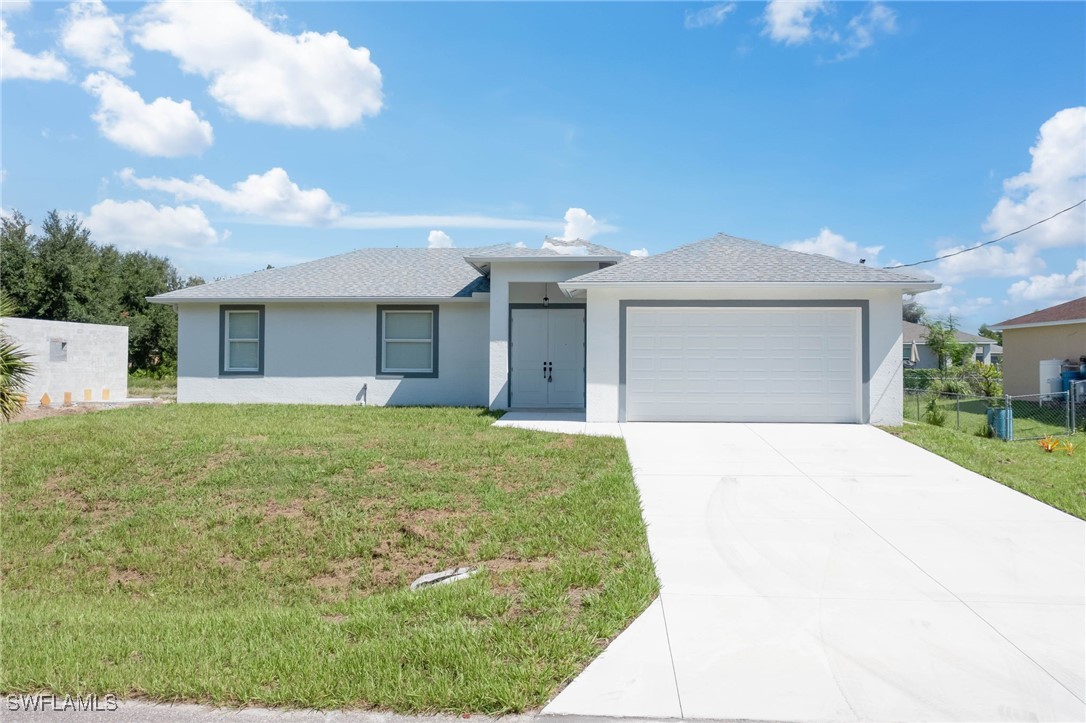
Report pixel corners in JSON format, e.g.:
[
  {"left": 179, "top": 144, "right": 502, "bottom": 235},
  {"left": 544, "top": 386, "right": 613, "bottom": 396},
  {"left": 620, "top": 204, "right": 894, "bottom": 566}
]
[
  {"left": 902, "top": 320, "right": 995, "bottom": 346},
  {"left": 994, "top": 296, "right": 1086, "bottom": 329}
]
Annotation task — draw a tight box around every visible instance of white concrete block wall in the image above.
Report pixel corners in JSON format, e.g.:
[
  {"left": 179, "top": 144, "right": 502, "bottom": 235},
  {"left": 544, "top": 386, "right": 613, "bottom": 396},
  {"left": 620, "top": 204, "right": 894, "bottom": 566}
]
[
  {"left": 1, "top": 318, "right": 128, "bottom": 404},
  {"left": 583, "top": 286, "right": 906, "bottom": 425},
  {"left": 177, "top": 301, "right": 489, "bottom": 405}
]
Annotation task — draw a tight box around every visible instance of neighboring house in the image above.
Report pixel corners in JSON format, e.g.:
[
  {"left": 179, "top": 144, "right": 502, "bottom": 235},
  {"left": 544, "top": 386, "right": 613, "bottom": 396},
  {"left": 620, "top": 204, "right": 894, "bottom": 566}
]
[
  {"left": 992, "top": 296, "right": 1086, "bottom": 396},
  {"left": 901, "top": 320, "right": 1003, "bottom": 369},
  {"left": 1, "top": 318, "right": 128, "bottom": 404},
  {"left": 149, "top": 234, "right": 938, "bottom": 425}
]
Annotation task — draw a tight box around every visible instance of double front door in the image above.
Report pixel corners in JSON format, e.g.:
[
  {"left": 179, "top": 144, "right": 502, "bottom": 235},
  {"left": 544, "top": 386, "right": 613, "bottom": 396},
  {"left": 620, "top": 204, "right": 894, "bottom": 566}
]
[{"left": 510, "top": 307, "right": 585, "bottom": 408}]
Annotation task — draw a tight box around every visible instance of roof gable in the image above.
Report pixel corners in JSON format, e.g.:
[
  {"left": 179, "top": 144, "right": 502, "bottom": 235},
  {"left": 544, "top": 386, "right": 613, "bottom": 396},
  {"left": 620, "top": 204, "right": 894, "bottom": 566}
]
[{"left": 563, "top": 234, "right": 936, "bottom": 285}]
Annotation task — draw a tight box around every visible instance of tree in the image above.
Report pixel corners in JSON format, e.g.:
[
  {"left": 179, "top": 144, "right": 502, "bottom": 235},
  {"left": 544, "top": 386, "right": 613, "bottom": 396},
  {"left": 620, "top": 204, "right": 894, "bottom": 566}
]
[
  {"left": 0, "top": 212, "right": 36, "bottom": 312},
  {"left": 978, "top": 323, "right": 1003, "bottom": 345},
  {"left": 0, "top": 209, "right": 206, "bottom": 374},
  {"left": 30, "top": 211, "right": 99, "bottom": 322},
  {"left": 902, "top": 295, "right": 926, "bottom": 323},
  {"left": 924, "top": 317, "right": 972, "bottom": 370}
]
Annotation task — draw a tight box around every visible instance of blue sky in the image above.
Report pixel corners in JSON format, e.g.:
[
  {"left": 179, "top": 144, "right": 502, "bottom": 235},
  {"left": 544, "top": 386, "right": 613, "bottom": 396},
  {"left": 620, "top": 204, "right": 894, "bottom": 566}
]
[{"left": 2, "top": 0, "right": 1084, "bottom": 332}]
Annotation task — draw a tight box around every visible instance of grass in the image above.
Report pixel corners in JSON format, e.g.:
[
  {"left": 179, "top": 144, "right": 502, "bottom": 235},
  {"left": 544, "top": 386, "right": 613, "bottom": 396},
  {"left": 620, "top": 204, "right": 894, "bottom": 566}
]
[
  {"left": 0, "top": 405, "right": 658, "bottom": 713},
  {"left": 902, "top": 391, "right": 1073, "bottom": 439},
  {"left": 126, "top": 373, "right": 177, "bottom": 400},
  {"left": 889, "top": 423, "right": 1086, "bottom": 519}
]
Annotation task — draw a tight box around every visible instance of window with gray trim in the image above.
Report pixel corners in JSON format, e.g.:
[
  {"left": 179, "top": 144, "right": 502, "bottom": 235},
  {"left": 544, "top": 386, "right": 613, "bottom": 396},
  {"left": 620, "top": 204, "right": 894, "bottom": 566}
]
[
  {"left": 220, "top": 305, "right": 265, "bottom": 375},
  {"left": 377, "top": 306, "right": 438, "bottom": 377}
]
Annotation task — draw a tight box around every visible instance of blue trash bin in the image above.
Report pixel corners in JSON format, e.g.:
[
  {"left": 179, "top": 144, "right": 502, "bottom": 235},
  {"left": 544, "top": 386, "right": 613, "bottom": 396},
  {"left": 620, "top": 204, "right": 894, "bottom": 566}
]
[{"left": 987, "top": 406, "right": 1014, "bottom": 441}]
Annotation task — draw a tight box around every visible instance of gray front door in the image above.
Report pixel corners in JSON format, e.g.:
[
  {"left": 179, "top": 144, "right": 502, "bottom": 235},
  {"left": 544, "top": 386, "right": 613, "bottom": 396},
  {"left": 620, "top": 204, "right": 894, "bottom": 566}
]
[{"left": 510, "top": 307, "right": 585, "bottom": 408}]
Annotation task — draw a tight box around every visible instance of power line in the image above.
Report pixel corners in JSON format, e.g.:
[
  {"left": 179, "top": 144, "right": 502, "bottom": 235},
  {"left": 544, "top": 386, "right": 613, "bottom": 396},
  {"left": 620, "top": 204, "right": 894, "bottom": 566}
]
[{"left": 884, "top": 198, "right": 1086, "bottom": 269}]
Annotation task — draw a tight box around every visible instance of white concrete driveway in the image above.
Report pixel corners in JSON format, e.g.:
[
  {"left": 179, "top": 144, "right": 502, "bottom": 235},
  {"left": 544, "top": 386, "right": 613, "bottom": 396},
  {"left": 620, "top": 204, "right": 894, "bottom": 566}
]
[{"left": 544, "top": 423, "right": 1086, "bottom": 722}]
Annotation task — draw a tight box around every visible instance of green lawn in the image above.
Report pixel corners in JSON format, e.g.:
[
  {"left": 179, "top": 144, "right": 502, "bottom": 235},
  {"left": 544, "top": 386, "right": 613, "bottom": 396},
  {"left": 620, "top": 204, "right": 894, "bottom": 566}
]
[
  {"left": 126, "top": 373, "right": 177, "bottom": 400},
  {"left": 902, "top": 391, "right": 1072, "bottom": 439},
  {"left": 890, "top": 424, "right": 1086, "bottom": 519},
  {"left": 0, "top": 405, "right": 658, "bottom": 713}
]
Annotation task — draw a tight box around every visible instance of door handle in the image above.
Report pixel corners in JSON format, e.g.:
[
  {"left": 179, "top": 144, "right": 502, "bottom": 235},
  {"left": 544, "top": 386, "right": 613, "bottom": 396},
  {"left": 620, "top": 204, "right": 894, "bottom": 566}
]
[
  {"left": 543, "top": 362, "right": 548, "bottom": 379},
  {"left": 547, "top": 361, "right": 553, "bottom": 383}
]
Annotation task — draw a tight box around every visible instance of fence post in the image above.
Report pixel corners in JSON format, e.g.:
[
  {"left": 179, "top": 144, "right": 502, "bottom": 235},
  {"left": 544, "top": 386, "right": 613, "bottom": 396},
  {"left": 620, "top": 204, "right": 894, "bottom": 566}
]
[
  {"left": 1067, "top": 391, "right": 1072, "bottom": 435},
  {"left": 1005, "top": 394, "right": 1012, "bottom": 441},
  {"left": 917, "top": 391, "right": 921, "bottom": 421},
  {"left": 956, "top": 395, "right": 960, "bottom": 429}
]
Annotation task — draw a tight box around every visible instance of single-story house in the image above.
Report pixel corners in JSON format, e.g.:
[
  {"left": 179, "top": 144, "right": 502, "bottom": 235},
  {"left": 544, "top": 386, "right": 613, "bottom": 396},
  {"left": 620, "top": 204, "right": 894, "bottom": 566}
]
[
  {"left": 0, "top": 317, "right": 128, "bottom": 404},
  {"left": 992, "top": 296, "right": 1086, "bottom": 396},
  {"left": 149, "top": 234, "right": 938, "bottom": 424},
  {"left": 901, "top": 320, "right": 1002, "bottom": 369}
]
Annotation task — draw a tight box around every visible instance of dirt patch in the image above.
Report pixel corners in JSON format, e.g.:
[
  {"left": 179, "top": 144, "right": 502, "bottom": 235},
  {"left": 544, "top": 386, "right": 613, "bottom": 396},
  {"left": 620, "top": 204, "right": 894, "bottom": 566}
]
[
  {"left": 263, "top": 498, "right": 306, "bottom": 522},
  {"left": 367, "top": 462, "right": 388, "bottom": 474},
  {"left": 107, "top": 568, "right": 148, "bottom": 586},
  {"left": 407, "top": 459, "right": 443, "bottom": 472},
  {"left": 286, "top": 446, "right": 326, "bottom": 458},
  {"left": 548, "top": 436, "right": 577, "bottom": 450},
  {"left": 480, "top": 557, "right": 555, "bottom": 574},
  {"left": 203, "top": 448, "right": 242, "bottom": 473},
  {"left": 217, "top": 554, "right": 245, "bottom": 570},
  {"left": 11, "top": 400, "right": 162, "bottom": 423},
  {"left": 321, "top": 614, "right": 348, "bottom": 623},
  {"left": 309, "top": 559, "right": 361, "bottom": 601}
]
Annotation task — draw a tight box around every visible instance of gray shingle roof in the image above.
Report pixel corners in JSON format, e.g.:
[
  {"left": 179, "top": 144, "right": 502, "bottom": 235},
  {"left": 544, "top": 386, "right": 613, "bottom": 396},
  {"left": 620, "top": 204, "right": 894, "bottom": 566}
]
[
  {"left": 150, "top": 247, "right": 500, "bottom": 302},
  {"left": 564, "top": 234, "right": 937, "bottom": 285},
  {"left": 903, "top": 320, "right": 993, "bottom": 345}
]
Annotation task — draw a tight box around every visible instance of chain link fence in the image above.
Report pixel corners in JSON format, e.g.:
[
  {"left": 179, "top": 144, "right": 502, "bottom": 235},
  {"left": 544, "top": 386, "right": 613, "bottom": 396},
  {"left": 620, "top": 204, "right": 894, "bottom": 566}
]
[{"left": 904, "top": 387, "right": 1081, "bottom": 441}]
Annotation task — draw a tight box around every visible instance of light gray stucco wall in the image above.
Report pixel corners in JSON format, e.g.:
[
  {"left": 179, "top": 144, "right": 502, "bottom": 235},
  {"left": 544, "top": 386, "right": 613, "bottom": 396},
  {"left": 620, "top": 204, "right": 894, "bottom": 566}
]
[
  {"left": 1, "top": 317, "right": 128, "bottom": 403},
  {"left": 583, "top": 286, "right": 906, "bottom": 425},
  {"left": 176, "top": 301, "right": 489, "bottom": 405}
]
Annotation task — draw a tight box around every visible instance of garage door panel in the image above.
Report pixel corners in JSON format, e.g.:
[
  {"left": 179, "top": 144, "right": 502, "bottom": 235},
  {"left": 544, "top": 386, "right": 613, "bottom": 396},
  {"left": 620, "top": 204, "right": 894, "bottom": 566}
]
[{"left": 626, "top": 307, "right": 861, "bottom": 423}]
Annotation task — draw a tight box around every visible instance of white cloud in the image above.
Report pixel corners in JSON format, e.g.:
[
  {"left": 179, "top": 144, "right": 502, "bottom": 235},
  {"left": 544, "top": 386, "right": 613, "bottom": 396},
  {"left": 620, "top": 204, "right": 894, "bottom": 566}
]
[
  {"left": 1, "top": 17, "right": 69, "bottom": 81},
  {"left": 0, "top": 0, "right": 31, "bottom": 14},
  {"left": 927, "top": 107, "right": 1086, "bottom": 285},
  {"left": 919, "top": 284, "right": 993, "bottom": 321},
  {"left": 630, "top": 248, "right": 649, "bottom": 258},
  {"left": 761, "top": 1, "right": 895, "bottom": 58},
  {"left": 836, "top": 2, "right": 896, "bottom": 60},
  {"left": 783, "top": 227, "right": 882, "bottom": 265},
  {"left": 82, "top": 72, "right": 213, "bottom": 156},
  {"left": 122, "top": 167, "right": 617, "bottom": 234},
  {"left": 934, "top": 243, "right": 1046, "bottom": 284},
  {"left": 1007, "top": 260, "right": 1086, "bottom": 304},
  {"left": 685, "top": 3, "right": 736, "bottom": 29},
  {"left": 61, "top": 0, "right": 131, "bottom": 75},
  {"left": 84, "top": 199, "right": 220, "bottom": 251},
  {"left": 132, "top": 0, "right": 382, "bottom": 128},
  {"left": 121, "top": 167, "right": 343, "bottom": 224},
  {"left": 559, "top": 207, "right": 601, "bottom": 241},
  {"left": 427, "top": 230, "right": 454, "bottom": 248},
  {"left": 985, "top": 107, "right": 1086, "bottom": 253},
  {"left": 762, "top": 0, "right": 827, "bottom": 45}
]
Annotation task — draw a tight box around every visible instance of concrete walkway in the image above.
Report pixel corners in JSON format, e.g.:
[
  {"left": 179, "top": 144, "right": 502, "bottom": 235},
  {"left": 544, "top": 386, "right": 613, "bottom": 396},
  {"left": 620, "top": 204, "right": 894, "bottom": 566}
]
[{"left": 544, "top": 423, "right": 1086, "bottom": 722}]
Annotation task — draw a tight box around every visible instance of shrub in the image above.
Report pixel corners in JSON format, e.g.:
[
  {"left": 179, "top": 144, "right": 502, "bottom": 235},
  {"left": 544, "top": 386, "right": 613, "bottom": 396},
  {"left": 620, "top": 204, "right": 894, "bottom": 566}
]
[
  {"left": 0, "top": 295, "right": 34, "bottom": 421},
  {"left": 923, "top": 397, "right": 946, "bottom": 426}
]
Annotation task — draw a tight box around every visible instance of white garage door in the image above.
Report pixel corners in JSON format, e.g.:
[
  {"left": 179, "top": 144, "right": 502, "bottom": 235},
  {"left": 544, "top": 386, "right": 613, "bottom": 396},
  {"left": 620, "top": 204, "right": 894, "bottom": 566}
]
[{"left": 625, "top": 307, "right": 861, "bottom": 423}]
